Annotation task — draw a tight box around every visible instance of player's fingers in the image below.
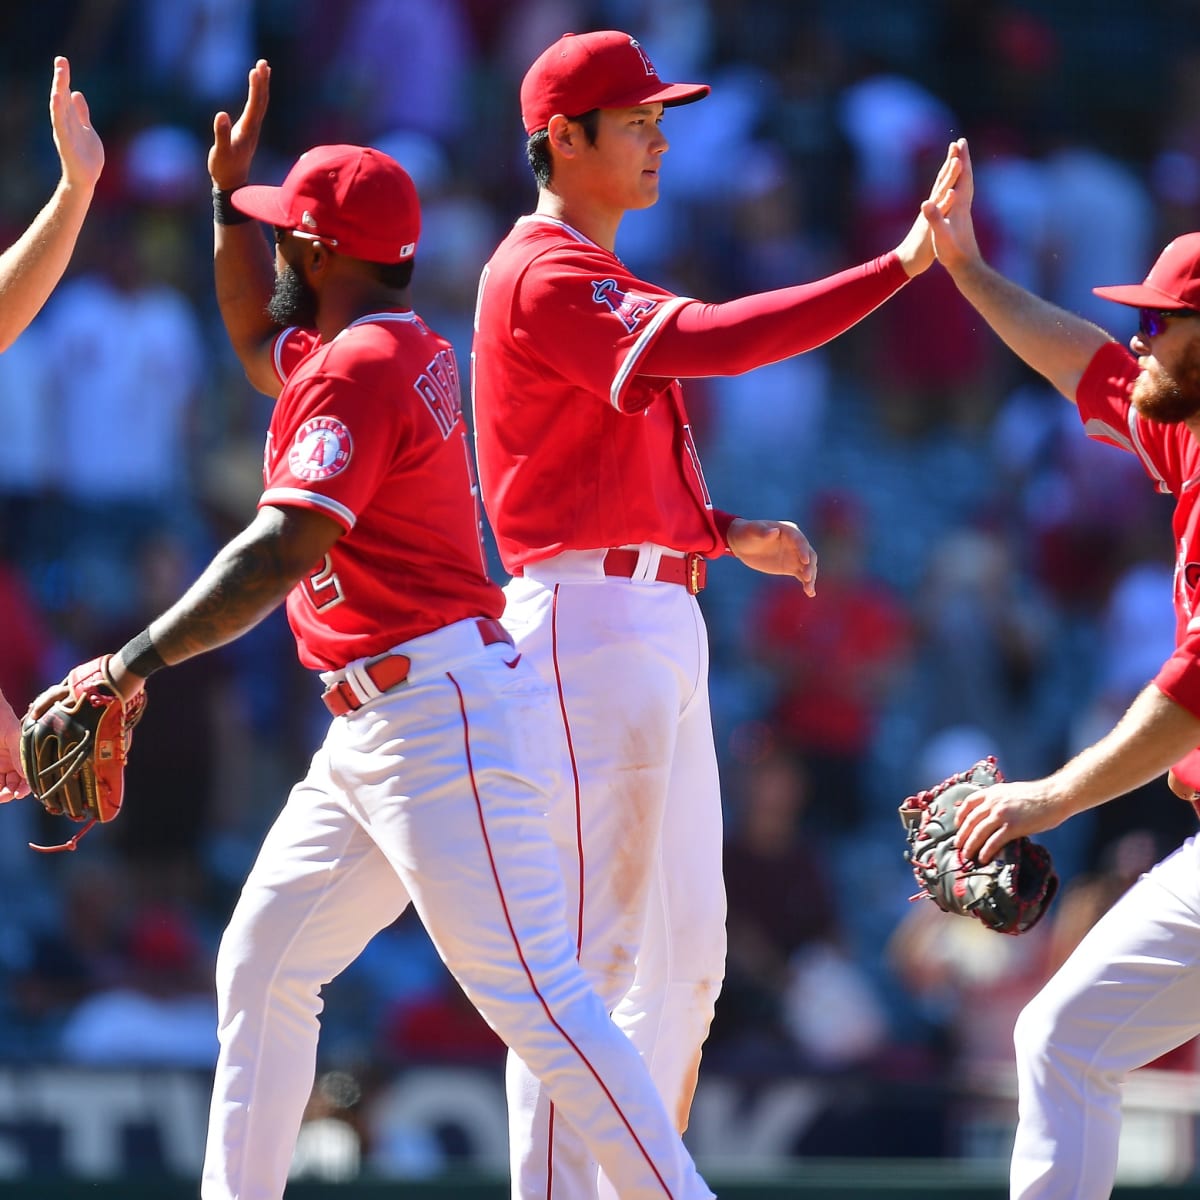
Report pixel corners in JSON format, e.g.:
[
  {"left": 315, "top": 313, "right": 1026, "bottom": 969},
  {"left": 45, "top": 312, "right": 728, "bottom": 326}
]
[{"left": 26, "top": 683, "right": 69, "bottom": 721}]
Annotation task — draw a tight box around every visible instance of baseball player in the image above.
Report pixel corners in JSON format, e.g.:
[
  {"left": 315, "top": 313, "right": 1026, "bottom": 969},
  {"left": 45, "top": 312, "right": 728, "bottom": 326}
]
[
  {"left": 928, "top": 137, "right": 1200, "bottom": 1199},
  {"left": 135, "top": 59, "right": 708, "bottom": 1200},
  {"left": 0, "top": 55, "right": 103, "bottom": 801},
  {"left": 471, "top": 30, "right": 961, "bottom": 1197}
]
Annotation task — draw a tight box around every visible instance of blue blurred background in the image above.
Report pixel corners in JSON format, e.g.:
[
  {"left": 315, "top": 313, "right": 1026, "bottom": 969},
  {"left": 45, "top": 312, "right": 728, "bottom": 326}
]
[{"left": 1, "top": 0, "right": 1199, "bottom": 1189}]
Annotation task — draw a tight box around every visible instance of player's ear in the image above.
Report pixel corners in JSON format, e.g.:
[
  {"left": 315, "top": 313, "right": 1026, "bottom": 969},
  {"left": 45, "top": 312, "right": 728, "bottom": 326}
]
[
  {"left": 546, "top": 114, "right": 580, "bottom": 159},
  {"left": 301, "top": 240, "right": 332, "bottom": 279}
]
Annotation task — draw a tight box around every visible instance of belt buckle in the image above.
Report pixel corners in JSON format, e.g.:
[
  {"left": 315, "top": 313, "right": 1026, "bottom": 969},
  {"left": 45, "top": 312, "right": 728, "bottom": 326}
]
[{"left": 686, "top": 553, "right": 704, "bottom": 595}]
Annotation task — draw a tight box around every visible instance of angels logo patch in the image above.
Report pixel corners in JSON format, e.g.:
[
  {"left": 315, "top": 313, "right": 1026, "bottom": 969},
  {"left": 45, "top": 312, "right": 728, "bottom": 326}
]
[
  {"left": 289, "top": 417, "right": 353, "bottom": 481},
  {"left": 592, "top": 278, "right": 657, "bottom": 332}
]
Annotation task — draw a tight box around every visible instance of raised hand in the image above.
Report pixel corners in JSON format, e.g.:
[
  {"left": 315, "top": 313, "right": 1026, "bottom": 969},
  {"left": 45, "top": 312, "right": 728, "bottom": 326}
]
[
  {"left": 922, "top": 136, "right": 982, "bottom": 271},
  {"left": 49, "top": 56, "right": 103, "bottom": 192},
  {"left": 209, "top": 59, "right": 271, "bottom": 190},
  {"left": 894, "top": 137, "right": 964, "bottom": 276}
]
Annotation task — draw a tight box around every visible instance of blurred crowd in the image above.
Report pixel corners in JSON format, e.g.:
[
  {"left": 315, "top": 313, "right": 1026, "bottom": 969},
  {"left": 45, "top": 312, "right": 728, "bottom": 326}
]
[{"left": 2, "top": 0, "right": 1200, "bottom": 1175}]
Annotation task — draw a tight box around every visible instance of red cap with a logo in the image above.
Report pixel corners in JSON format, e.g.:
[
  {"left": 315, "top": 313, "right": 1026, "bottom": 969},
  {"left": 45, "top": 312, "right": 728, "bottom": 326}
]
[
  {"left": 1092, "top": 233, "right": 1200, "bottom": 310},
  {"left": 232, "top": 144, "right": 420, "bottom": 263},
  {"left": 520, "top": 31, "right": 709, "bottom": 135}
]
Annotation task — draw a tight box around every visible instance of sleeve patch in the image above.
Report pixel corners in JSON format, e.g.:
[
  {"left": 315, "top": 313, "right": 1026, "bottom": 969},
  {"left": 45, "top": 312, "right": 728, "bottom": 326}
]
[
  {"left": 592, "top": 278, "right": 659, "bottom": 332},
  {"left": 288, "top": 416, "right": 353, "bottom": 481}
]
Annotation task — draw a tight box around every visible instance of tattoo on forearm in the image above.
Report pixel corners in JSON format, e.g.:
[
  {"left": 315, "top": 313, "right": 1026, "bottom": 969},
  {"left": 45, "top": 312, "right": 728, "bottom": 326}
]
[{"left": 152, "top": 533, "right": 296, "bottom": 664}]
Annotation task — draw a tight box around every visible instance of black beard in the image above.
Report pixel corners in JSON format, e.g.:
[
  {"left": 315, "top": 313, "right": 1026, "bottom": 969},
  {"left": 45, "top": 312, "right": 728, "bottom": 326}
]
[
  {"left": 267, "top": 263, "right": 319, "bottom": 328},
  {"left": 1131, "top": 337, "right": 1200, "bottom": 424}
]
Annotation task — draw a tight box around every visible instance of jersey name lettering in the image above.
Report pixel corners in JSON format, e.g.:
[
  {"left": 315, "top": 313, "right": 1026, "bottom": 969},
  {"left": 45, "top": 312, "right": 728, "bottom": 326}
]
[
  {"left": 415, "top": 348, "right": 462, "bottom": 439},
  {"left": 592, "top": 279, "right": 657, "bottom": 332}
]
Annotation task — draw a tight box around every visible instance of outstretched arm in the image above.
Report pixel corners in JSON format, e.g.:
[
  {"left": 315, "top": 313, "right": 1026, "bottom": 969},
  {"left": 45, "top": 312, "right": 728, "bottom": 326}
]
[
  {"left": 106, "top": 505, "right": 341, "bottom": 700},
  {"left": 0, "top": 57, "right": 103, "bottom": 353},
  {"left": 957, "top": 684, "right": 1200, "bottom": 864},
  {"left": 640, "top": 142, "right": 963, "bottom": 379},
  {"left": 210, "top": 59, "right": 283, "bottom": 397},
  {"left": 925, "top": 137, "right": 1113, "bottom": 404}
]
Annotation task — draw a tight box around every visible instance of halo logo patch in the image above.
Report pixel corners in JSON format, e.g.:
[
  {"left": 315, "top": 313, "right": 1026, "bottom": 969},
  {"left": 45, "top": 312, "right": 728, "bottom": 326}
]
[{"left": 289, "top": 417, "right": 353, "bottom": 481}]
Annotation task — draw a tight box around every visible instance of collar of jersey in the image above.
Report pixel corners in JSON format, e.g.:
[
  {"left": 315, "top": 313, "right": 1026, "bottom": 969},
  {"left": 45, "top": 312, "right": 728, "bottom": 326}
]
[{"left": 518, "top": 213, "right": 598, "bottom": 248}]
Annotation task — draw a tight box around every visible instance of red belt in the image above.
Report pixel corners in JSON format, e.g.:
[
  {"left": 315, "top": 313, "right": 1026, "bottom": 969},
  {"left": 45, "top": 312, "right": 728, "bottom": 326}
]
[
  {"left": 322, "top": 618, "right": 512, "bottom": 716},
  {"left": 602, "top": 549, "right": 707, "bottom": 594}
]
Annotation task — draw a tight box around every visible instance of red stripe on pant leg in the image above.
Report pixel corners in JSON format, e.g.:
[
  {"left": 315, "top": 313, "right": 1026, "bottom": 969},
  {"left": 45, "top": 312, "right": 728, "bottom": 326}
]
[
  {"left": 550, "top": 583, "right": 586, "bottom": 956},
  {"left": 447, "top": 671, "right": 675, "bottom": 1199}
]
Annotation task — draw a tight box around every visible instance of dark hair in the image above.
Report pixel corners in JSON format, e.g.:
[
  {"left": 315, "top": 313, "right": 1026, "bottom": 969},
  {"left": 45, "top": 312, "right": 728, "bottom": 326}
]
[
  {"left": 368, "top": 258, "right": 415, "bottom": 290},
  {"left": 526, "top": 109, "right": 600, "bottom": 187}
]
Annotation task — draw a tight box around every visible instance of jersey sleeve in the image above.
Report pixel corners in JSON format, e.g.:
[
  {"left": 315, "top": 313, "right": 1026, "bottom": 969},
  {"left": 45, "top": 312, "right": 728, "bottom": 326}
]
[
  {"left": 641, "top": 253, "right": 910, "bottom": 378},
  {"left": 513, "top": 245, "right": 687, "bottom": 414},
  {"left": 1076, "top": 341, "right": 1180, "bottom": 495},
  {"left": 262, "top": 366, "right": 404, "bottom": 532},
  {"left": 272, "top": 326, "right": 320, "bottom": 385}
]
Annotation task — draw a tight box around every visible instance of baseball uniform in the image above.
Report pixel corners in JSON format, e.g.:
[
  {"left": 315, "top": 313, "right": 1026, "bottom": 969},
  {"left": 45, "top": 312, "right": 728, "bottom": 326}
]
[
  {"left": 201, "top": 311, "right": 715, "bottom": 1200},
  {"left": 1008, "top": 339, "right": 1200, "bottom": 1199},
  {"left": 471, "top": 212, "right": 917, "bottom": 1197}
]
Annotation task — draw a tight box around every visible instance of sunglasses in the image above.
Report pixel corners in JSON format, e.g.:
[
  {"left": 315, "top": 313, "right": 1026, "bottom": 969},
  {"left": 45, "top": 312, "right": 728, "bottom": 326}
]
[{"left": 1138, "top": 308, "right": 1200, "bottom": 339}]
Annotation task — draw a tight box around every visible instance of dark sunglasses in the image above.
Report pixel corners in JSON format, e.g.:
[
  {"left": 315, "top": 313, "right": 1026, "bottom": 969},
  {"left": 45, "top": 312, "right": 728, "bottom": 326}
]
[{"left": 1138, "top": 308, "right": 1200, "bottom": 339}]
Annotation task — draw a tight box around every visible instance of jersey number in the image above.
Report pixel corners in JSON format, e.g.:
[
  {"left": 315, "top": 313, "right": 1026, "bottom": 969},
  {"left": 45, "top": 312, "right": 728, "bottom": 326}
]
[
  {"left": 462, "top": 432, "right": 488, "bottom": 575},
  {"left": 303, "top": 553, "right": 345, "bottom": 612}
]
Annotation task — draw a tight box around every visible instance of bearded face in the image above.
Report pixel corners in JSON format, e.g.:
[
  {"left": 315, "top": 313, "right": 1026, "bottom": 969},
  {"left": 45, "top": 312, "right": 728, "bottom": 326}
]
[
  {"left": 267, "top": 262, "right": 319, "bottom": 328},
  {"left": 1131, "top": 335, "right": 1200, "bottom": 424}
]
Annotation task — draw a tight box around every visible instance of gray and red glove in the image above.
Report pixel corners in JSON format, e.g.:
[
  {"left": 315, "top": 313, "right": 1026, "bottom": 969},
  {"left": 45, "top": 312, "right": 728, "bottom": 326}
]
[{"left": 899, "top": 756, "right": 1059, "bottom": 935}]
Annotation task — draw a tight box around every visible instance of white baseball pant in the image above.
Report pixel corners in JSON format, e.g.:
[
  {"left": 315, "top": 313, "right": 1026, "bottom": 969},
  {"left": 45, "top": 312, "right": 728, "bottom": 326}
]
[
  {"left": 501, "top": 546, "right": 727, "bottom": 1200},
  {"left": 199, "top": 615, "right": 714, "bottom": 1200},
  {"left": 1011, "top": 832, "right": 1200, "bottom": 1199}
]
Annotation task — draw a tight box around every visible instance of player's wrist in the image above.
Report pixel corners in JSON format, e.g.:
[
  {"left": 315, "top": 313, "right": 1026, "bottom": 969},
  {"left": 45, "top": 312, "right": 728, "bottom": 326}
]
[
  {"left": 212, "top": 186, "right": 252, "bottom": 226},
  {"left": 116, "top": 629, "right": 167, "bottom": 683}
]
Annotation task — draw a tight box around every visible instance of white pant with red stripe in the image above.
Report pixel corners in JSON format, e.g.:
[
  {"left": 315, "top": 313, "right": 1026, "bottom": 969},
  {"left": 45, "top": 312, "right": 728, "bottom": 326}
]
[
  {"left": 199, "top": 615, "right": 713, "bottom": 1200},
  {"left": 502, "top": 550, "right": 727, "bottom": 1200},
  {"left": 1010, "top": 833, "right": 1200, "bottom": 1199}
]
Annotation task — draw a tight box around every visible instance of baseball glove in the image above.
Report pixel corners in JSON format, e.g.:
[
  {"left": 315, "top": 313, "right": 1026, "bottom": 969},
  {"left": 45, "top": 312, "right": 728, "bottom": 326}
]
[
  {"left": 898, "top": 756, "right": 1059, "bottom": 935},
  {"left": 19, "top": 655, "right": 147, "bottom": 853}
]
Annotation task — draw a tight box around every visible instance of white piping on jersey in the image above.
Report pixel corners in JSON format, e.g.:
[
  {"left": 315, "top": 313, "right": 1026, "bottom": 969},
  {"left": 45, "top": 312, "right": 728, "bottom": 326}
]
[
  {"left": 610, "top": 296, "right": 691, "bottom": 410},
  {"left": 337, "top": 310, "right": 420, "bottom": 338},
  {"left": 1125, "top": 407, "right": 1172, "bottom": 493},
  {"left": 515, "top": 213, "right": 595, "bottom": 244},
  {"left": 261, "top": 486, "right": 356, "bottom": 529},
  {"left": 1082, "top": 413, "right": 1172, "bottom": 495},
  {"left": 511, "top": 216, "right": 696, "bottom": 412},
  {"left": 273, "top": 325, "right": 301, "bottom": 384}
]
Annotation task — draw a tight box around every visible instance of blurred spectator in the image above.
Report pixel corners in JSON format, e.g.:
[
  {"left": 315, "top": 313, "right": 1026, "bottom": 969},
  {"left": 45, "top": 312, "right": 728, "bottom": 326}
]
[
  {"left": 710, "top": 745, "right": 885, "bottom": 1071},
  {"left": 37, "top": 202, "right": 205, "bottom": 619},
  {"left": 746, "top": 490, "right": 913, "bottom": 832},
  {"left": 908, "top": 523, "right": 1066, "bottom": 783},
  {"left": 290, "top": 1070, "right": 366, "bottom": 1184},
  {"left": 57, "top": 903, "right": 217, "bottom": 1068},
  {"left": 91, "top": 529, "right": 250, "bottom": 910}
]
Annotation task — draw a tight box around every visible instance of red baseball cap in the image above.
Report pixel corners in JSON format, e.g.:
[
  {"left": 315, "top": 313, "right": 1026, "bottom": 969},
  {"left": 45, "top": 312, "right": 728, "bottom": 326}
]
[
  {"left": 232, "top": 144, "right": 420, "bottom": 264},
  {"left": 520, "top": 31, "right": 709, "bottom": 135},
  {"left": 1092, "top": 233, "right": 1200, "bottom": 310}
]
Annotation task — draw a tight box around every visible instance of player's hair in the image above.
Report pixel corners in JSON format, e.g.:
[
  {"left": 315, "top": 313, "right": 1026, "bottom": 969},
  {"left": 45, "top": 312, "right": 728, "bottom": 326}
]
[
  {"left": 527, "top": 109, "right": 600, "bottom": 187},
  {"left": 368, "top": 258, "right": 415, "bottom": 290}
]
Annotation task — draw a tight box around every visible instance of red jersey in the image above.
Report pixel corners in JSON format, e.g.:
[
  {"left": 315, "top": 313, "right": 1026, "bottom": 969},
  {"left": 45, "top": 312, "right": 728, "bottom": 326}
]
[
  {"left": 1075, "top": 341, "right": 1200, "bottom": 731},
  {"left": 261, "top": 312, "right": 501, "bottom": 670},
  {"left": 471, "top": 216, "right": 725, "bottom": 572},
  {"left": 472, "top": 216, "right": 912, "bottom": 573}
]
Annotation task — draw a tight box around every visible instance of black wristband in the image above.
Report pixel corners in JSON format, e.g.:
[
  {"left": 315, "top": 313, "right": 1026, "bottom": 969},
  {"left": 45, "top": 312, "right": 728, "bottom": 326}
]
[
  {"left": 119, "top": 629, "right": 168, "bottom": 678},
  {"left": 213, "top": 187, "right": 252, "bottom": 226}
]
